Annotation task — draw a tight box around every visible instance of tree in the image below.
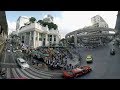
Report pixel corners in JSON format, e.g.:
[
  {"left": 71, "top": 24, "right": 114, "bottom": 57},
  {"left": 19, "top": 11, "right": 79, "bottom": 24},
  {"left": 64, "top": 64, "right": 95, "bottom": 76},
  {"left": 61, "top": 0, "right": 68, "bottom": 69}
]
[
  {"left": 37, "top": 19, "right": 58, "bottom": 30},
  {"left": 42, "top": 22, "right": 47, "bottom": 27},
  {"left": 37, "top": 20, "right": 43, "bottom": 25},
  {"left": 47, "top": 22, "right": 58, "bottom": 30},
  {"left": 48, "top": 22, "right": 53, "bottom": 30},
  {"left": 29, "top": 17, "right": 36, "bottom": 23},
  {"left": 53, "top": 24, "right": 58, "bottom": 30}
]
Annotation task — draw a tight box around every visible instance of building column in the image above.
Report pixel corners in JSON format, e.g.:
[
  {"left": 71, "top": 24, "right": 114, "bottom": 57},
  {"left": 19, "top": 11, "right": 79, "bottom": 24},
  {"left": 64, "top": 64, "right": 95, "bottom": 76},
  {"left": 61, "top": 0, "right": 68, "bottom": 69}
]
[
  {"left": 29, "top": 31, "right": 31, "bottom": 47},
  {"left": 74, "top": 31, "right": 77, "bottom": 47},
  {"left": 33, "top": 31, "right": 36, "bottom": 48},
  {"left": 55, "top": 35, "right": 57, "bottom": 44},
  {"left": 37, "top": 32, "right": 39, "bottom": 47},
  {"left": 24, "top": 32, "right": 26, "bottom": 44},
  {"left": 45, "top": 34, "right": 48, "bottom": 46},
  {"left": 52, "top": 35, "right": 54, "bottom": 44}
]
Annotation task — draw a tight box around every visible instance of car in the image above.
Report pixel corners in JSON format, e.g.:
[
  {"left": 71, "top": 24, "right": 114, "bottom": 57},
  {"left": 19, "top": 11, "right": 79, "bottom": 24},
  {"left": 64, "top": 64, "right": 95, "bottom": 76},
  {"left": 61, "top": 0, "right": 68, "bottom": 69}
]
[
  {"left": 86, "top": 55, "right": 93, "bottom": 63},
  {"left": 62, "top": 66, "right": 92, "bottom": 79},
  {"left": 110, "top": 49, "right": 115, "bottom": 55},
  {"left": 16, "top": 58, "right": 29, "bottom": 69}
]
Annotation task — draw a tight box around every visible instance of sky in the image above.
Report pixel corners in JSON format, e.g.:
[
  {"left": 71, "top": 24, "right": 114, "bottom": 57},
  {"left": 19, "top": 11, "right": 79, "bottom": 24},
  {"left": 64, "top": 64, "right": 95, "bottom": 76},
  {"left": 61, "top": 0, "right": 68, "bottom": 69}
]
[{"left": 6, "top": 11, "right": 118, "bottom": 38}]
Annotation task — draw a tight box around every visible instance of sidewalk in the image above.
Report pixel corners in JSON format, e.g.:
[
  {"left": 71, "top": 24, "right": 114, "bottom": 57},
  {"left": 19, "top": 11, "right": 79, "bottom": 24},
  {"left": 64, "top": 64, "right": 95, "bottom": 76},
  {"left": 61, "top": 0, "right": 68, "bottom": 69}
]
[{"left": 66, "top": 54, "right": 79, "bottom": 66}]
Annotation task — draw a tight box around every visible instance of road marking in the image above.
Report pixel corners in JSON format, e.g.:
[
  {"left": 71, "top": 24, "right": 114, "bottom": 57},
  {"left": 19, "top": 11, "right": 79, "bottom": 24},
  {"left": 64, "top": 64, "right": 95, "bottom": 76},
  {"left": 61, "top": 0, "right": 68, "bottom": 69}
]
[
  {"left": 21, "top": 69, "right": 40, "bottom": 79},
  {"left": 30, "top": 66, "right": 62, "bottom": 75},
  {"left": 29, "top": 67, "right": 53, "bottom": 76},
  {"left": 11, "top": 68, "right": 19, "bottom": 78},
  {"left": 25, "top": 68, "right": 51, "bottom": 79},
  {"left": 15, "top": 68, "right": 30, "bottom": 79},
  {"left": 6, "top": 68, "right": 11, "bottom": 79}
]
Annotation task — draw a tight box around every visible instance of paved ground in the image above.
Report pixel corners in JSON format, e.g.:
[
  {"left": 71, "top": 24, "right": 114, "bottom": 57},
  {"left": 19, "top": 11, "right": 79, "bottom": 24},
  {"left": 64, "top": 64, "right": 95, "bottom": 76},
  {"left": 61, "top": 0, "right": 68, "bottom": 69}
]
[
  {"left": 1, "top": 41, "right": 120, "bottom": 79},
  {"left": 77, "top": 43, "right": 120, "bottom": 79},
  {"left": 0, "top": 42, "right": 62, "bottom": 79}
]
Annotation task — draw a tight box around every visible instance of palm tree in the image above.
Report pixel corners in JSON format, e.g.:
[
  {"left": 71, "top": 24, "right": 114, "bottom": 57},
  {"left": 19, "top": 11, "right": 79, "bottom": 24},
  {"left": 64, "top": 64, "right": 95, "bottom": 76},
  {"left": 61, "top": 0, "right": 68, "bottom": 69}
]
[{"left": 29, "top": 17, "right": 36, "bottom": 23}]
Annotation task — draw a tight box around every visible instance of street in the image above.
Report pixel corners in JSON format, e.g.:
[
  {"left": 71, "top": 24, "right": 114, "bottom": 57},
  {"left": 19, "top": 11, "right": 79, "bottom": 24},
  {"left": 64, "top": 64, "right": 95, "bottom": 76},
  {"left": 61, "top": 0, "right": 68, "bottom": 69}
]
[
  {"left": 1, "top": 40, "right": 120, "bottom": 79},
  {"left": 0, "top": 42, "right": 62, "bottom": 79},
  {"left": 77, "top": 43, "right": 120, "bottom": 79}
]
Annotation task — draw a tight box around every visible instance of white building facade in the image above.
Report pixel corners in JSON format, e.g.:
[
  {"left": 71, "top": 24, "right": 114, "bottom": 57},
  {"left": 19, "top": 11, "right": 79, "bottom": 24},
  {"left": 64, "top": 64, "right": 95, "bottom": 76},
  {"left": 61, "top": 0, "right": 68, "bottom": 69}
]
[
  {"left": 16, "top": 16, "right": 30, "bottom": 34},
  {"left": 16, "top": 15, "right": 60, "bottom": 48},
  {"left": 91, "top": 15, "right": 109, "bottom": 28}
]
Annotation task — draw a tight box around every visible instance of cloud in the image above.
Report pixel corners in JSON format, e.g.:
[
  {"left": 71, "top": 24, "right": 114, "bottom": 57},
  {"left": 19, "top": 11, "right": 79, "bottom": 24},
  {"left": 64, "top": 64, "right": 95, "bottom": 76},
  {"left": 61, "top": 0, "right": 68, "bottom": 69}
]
[
  {"left": 7, "top": 11, "right": 118, "bottom": 38},
  {"left": 7, "top": 20, "right": 16, "bottom": 35},
  {"left": 54, "top": 11, "right": 118, "bottom": 39}
]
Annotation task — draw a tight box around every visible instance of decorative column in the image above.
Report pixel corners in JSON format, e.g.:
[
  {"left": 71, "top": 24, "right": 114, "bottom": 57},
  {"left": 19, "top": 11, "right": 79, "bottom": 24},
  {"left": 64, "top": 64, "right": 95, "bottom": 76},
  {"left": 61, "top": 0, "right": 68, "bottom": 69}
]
[
  {"left": 37, "top": 32, "right": 39, "bottom": 47},
  {"left": 33, "top": 31, "right": 36, "bottom": 48},
  {"left": 29, "top": 31, "right": 31, "bottom": 47},
  {"left": 45, "top": 34, "right": 48, "bottom": 46},
  {"left": 24, "top": 32, "right": 26, "bottom": 44},
  {"left": 52, "top": 35, "right": 54, "bottom": 44}
]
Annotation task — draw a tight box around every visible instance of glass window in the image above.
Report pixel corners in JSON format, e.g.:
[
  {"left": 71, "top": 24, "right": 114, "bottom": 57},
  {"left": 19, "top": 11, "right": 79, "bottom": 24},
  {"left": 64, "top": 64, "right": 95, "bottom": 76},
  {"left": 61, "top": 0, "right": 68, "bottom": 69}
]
[
  {"left": 39, "top": 38, "right": 42, "bottom": 41},
  {"left": 50, "top": 35, "right": 52, "bottom": 41}
]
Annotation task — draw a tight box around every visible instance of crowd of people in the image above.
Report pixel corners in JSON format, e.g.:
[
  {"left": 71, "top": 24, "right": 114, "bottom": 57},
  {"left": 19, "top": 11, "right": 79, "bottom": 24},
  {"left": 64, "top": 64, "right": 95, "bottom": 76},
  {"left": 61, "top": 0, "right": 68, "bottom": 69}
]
[
  {"left": 26, "top": 46, "right": 77, "bottom": 70},
  {"left": 17, "top": 42, "right": 81, "bottom": 71},
  {"left": 78, "top": 36, "right": 114, "bottom": 49},
  {"left": 42, "top": 47, "right": 74, "bottom": 70}
]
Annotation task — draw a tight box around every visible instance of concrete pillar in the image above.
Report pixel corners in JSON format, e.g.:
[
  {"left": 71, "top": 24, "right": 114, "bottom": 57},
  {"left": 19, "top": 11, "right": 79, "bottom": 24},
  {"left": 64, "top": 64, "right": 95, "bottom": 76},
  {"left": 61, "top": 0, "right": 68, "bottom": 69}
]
[
  {"left": 52, "top": 35, "right": 54, "bottom": 44},
  {"left": 37, "top": 32, "right": 39, "bottom": 47},
  {"left": 33, "top": 31, "right": 36, "bottom": 48},
  {"left": 24, "top": 32, "right": 26, "bottom": 44},
  {"left": 29, "top": 31, "right": 31, "bottom": 47},
  {"left": 45, "top": 34, "right": 48, "bottom": 46},
  {"left": 74, "top": 31, "right": 77, "bottom": 47},
  {"left": 55, "top": 35, "right": 58, "bottom": 44}
]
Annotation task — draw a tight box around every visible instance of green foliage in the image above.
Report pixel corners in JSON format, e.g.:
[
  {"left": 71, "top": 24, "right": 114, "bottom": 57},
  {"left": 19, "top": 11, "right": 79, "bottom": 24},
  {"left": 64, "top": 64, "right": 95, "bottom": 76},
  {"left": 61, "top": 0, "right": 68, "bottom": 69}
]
[
  {"left": 37, "top": 20, "right": 43, "bottom": 25},
  {"left": 29, "top": 17, "right": 36, "bottom": 23},
  {"left": 37, "top": 20, "right": 58, "bottom": 30}
]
